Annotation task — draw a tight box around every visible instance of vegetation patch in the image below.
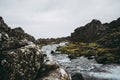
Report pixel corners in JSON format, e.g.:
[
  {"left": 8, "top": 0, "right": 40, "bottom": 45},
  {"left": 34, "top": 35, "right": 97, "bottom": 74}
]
[{"left": 57, "top": 42, "right": 120, "bottom": 64}]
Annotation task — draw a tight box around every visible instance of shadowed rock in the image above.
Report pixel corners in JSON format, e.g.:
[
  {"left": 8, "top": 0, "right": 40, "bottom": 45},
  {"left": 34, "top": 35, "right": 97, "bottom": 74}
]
[
  {"left": 35, "top": 58, "right": 71, "bottom": 80},
  {"left": 72, "top": 73, "right": 84, "bottom": 80},
  {"left": 0, "top": 17, "right": 71, "bottom": 80}
]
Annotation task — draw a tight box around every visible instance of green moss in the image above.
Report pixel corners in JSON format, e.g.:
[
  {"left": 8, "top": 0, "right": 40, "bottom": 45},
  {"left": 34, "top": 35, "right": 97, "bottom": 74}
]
[
  {"left": 88, "top": 43, "right": 98, "bottom": 47},
  {"left": 57, "top": 42, "right": 99, "bottom": 56},
  {"left": 96, "top": 53, "right": 116, "bottom": 64},
  {"left": 57, "top": 42, "right": 120, "bottom": 64},
  {"left": 104, "top": 54, "right": 115, "bottom": 61}
]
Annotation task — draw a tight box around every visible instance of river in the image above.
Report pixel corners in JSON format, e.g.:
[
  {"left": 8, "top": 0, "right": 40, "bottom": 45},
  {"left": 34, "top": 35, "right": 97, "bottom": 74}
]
[{"left": 41, "top": 42, "right": 120, "bottom": 80}]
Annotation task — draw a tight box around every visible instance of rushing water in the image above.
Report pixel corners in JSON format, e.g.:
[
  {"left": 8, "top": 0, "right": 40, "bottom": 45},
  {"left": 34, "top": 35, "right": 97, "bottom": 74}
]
[{"left": 41, "top": 43, "right": 120, "bottom": 80}]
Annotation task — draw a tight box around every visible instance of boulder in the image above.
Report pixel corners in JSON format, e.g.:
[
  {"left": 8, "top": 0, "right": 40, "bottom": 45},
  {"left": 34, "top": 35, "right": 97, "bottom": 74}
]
[
  {"left": 0, "top": 16, "right": 71, "bottom": 80},
  {"left": 51, "top": 50, "right": 61, "bottom": 55},
  {"left": 72, "top": 73, "right": 84, "bottom": 80},
  {"left": 1, "top": 43, "right": 44, "bottom": 80},
  {"left": 68, "top": 54, "right": 76, "bottom": 60},
  {"left": 51, "top": 50, "right": 55, "bottom": 54},
  {"left": 44, "top": 58, "right": 60, "bottom": 70},
  {"left": 38, "top": 68, "right": 71, "bottom": 80},
  {"left": 36, "top": 58, "right": 71, "bottom": 80}
]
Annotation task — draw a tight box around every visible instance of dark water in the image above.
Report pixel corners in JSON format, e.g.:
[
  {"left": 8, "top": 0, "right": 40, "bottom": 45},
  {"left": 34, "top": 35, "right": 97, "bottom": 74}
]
[{"left": 42, "top": 43, "right": 120, "bottom": 80}]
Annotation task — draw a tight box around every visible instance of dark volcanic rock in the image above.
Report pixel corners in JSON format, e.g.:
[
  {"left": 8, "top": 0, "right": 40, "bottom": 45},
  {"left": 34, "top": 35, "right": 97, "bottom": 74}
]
[
  {"left": 10, "top": 27, "right": 35, "bottom": 42},
  {"left": 72, "top": 73, "right": 84, "bottom": 80},
  {"left": 68, "top": 54, "right": 76, "bottom": 60},
  {"left": 0, "top": 16, "right": 10, "bottom": 32},
  {"left": 70, "top": 19, "right": 107, "bottom": 42},
  {"left": 70, "top": 17, "right": 120, "bottom": 64},
  {"left": 51, "top": 50, "right": 55, "bottom": 54},
  {"left": 109, "top": 17, "right": 120, "bottom": 28},
  {"left": 0, "top": 16, "right": 44, "bottom": 80},
  {"left": 0, "top": 17, "right": 71, "bottom": 80},
  {"left": 1, "top": 43, "right": 44, "bottom": 80}
]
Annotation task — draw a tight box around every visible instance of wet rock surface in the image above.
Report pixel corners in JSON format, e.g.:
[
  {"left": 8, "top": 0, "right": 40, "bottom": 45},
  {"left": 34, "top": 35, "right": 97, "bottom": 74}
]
[
  {"left": 72, "top": 73, "right": 84, "bottom": 80},
  {"left": 0, "top": 17, "right": 71, "bottom": 80},
  {"left": 36, "top": 58, "right": 71, "bottom": 80},
  {"left": 68, "top": 54, "right": 76, "bottom": 60},
  {"left": 42, "top": 43, "right": 120, "bottom": 80}
]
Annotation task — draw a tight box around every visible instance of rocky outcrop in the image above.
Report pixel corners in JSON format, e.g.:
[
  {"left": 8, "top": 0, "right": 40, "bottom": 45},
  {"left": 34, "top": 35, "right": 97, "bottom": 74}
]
[
  {"left": 36, "top": 58, "right": 71, "bottom": 80},
  {"left": 0, "top": 17, "right": 43, "bottom": 80},
  {"left": 72, "top": 73, "right": 84, "bottom": 80},
  {"left": 0, "top": 17, "right": 71, "bottom": 80},
  {"left": 95, "top": 18, "right": 120, "bottom": 64},
  {"left": 109, "top": 17, "right": 120, "bottom": 28},
  {"left": 69, "top": 17, "right": 120, "bottom": 64},
  {"left": 10, "top": 27, "right": 35, "bottom": 42},
  {"left": 1, "top": 43, "right": 44, "bottom": 80},
  {"left": 71, "top": 19, "right": 107, "bottom": 42}
]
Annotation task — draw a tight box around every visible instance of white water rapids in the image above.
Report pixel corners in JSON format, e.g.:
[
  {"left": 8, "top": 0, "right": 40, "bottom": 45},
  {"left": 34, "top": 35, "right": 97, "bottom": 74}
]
[{"left": 41, "top": 43, "right": 120, "bottom": 80}]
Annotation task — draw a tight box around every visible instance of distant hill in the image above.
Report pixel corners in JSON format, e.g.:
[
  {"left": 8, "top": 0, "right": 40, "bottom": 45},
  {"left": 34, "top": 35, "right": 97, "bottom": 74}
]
[{"left": 36, "top": 37, "right": 70, "bottom": 46}]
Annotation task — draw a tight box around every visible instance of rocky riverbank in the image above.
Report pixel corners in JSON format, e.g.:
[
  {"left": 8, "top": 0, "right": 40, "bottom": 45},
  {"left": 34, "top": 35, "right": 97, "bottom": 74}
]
[
  {"left": 57, "top": 18, "right": 120, "bottom": 64},
  {"left": 0, "top": 17, "right": 71, "bottom": 80},
  {"left": 42, "top": 43, "right": 120, "bottom": 80}
]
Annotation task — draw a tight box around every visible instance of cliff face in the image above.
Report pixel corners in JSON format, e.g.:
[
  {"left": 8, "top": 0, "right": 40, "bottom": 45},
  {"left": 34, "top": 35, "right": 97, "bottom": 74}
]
[
  {"left": 71, "top": 19, "right": 108, "bottom": 42},
  {"left": 97, "top": 18, "right": 120, "bottom": 48},
  {"left": 70, "top": 18, "right": 120, "bottom": 44},
  {"left": 0, "top": 17, "right": 71, "bottom": 80}
]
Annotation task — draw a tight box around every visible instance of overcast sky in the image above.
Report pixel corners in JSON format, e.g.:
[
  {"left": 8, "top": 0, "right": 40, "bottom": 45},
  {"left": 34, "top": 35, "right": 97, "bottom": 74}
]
[{"left": 0, "top": 0, "right": 120, "bottom": 39}]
